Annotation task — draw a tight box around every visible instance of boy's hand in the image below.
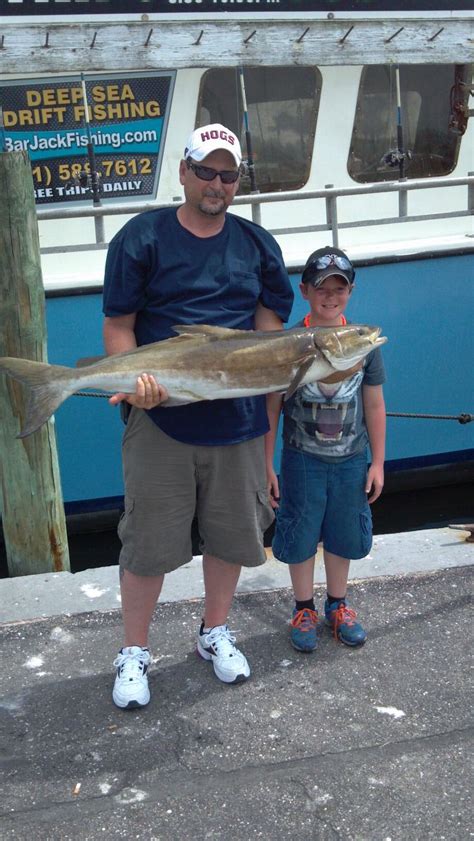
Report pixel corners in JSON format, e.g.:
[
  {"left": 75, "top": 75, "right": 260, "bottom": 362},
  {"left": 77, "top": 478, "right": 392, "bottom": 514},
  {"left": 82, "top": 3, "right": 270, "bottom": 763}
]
[{"left": 366, "top": 463, "right": 384, "bottom": 504}]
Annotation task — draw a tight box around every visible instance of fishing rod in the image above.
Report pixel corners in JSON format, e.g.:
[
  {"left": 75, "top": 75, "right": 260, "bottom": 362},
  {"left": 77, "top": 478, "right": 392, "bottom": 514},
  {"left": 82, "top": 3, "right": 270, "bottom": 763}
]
[
  {"left": 0, "top": 106, "right": 5, "bottom": 152},
  {"left": 381, "top": 65, "right": 411, "bottom": 216},
  {"left": 395, "top": 65, "right": 405, "bottom": 182},
  {"left": 238, "top": 67, "right": 260, "bottom": 224},
  {"left": 79, "top": 73, "right": 104, "bottom": 242}
]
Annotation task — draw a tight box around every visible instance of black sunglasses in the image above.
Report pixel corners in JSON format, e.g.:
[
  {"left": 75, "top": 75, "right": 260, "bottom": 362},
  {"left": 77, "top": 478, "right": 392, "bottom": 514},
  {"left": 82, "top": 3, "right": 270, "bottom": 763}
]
[{"left": 186, "top": 158, "right": 240, "bottom": 185}]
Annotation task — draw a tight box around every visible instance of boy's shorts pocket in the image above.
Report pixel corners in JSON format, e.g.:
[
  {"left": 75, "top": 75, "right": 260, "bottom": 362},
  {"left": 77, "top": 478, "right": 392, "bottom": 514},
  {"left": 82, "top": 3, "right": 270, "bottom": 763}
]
[{"left": 359, "top": 507, "right": 373, "bottom": 556}]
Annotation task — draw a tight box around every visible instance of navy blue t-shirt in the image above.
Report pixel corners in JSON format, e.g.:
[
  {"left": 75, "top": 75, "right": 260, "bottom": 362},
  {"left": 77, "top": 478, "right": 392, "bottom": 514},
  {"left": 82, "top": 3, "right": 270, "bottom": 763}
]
[{"left": 103, "top": 207, "right": 293, "bottom": 445}]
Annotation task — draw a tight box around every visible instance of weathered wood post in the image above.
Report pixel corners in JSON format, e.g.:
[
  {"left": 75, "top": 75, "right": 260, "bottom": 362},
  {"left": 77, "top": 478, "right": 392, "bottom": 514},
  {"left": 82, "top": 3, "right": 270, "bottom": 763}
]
[{"left": 0, "top": 150, "right": 70, "bottom": 576}]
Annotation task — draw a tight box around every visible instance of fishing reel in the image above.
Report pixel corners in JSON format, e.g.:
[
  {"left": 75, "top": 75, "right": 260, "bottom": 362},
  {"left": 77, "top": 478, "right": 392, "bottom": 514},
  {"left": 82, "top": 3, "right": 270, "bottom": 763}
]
[
  {"left": 238, "top": 159, "right": 251, "bottom": 181},
  {"left": 72, "top": 168, "right": 102, "bottom": 194},
  {"left": 448, "top": 83, "right": 471, "bottom": 136},
  {"left": 381, "top": 148, "right": 412, "bottom": 169},
  {"left": 448, "top": 67, "right": 472, "bottom": 137}
]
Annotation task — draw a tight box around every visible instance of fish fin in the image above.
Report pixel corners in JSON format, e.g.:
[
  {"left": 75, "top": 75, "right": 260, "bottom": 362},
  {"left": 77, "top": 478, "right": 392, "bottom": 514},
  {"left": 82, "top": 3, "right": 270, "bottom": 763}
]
[
  {"left": 284, "top": 358, "right": 317, "bottom": 402},
  {"left": 76, "top": 355, "right": 106, "bottom": 368},
  {"left": 164, "top": 333, "right": 206, "bottom": 343},
  {"left": 172, "top": 324, "right": 245, "bottom": 340},
  {"left": 0, "top": 356, "right": 73, "bottom": 438}
]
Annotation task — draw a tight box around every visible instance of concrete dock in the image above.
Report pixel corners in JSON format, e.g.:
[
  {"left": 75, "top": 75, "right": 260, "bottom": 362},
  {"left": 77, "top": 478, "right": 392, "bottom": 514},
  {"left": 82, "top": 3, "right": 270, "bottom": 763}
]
[{"left": 0, "top": 527, "right": 472, "bottom": 840}]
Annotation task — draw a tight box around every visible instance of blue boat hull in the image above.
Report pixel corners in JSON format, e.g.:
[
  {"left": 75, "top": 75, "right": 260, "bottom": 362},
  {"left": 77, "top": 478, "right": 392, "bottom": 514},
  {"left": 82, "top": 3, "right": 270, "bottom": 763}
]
[{"left": 45, "top": 252, "right": 474, "bottom": 512}]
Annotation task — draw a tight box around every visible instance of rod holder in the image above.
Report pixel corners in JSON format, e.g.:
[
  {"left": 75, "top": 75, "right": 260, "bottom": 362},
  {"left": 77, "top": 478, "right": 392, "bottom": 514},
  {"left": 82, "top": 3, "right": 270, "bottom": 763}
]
[
  {"left": 339, "top": 26, "right": 354, "bottom": 44},
  {"left": 296, "top": 27, "right": 310, "bottom": 43},
  {"left": 385, "top": 27, "right": 404, "bottom": 43},
  {"left": 428, "top": 27, "right": 444, "bottom": 42}
]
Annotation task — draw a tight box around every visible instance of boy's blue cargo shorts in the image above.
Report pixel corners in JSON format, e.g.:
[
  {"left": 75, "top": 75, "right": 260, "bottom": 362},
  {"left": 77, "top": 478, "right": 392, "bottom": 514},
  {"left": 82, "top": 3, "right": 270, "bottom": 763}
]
[{"left": 272, "top": 445, "right": 373, "bottom": 564}]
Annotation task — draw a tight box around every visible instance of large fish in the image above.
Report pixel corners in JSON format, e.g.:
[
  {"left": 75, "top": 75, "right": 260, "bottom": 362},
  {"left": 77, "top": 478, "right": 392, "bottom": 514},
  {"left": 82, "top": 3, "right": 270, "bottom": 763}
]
[{"left": 0, "top": 323, "right": 386, "bottom": 438}]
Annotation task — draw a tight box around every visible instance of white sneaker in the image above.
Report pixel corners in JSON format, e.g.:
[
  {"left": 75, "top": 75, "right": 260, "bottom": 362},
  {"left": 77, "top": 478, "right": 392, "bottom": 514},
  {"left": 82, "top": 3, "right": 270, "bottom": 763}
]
[
  {"left": 197, "top": 623, "right": 250, "bottom": 684},
  {"left": 112, "top": 646, "right": 151, "bottom": 709}
]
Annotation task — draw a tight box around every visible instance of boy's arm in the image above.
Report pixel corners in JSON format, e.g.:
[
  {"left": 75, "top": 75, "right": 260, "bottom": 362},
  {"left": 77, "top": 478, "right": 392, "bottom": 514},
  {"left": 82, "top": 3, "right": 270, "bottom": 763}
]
[
  {"left": 255, "top": 302, "right": 286, "bottom": 507},
  {"left": 362, "top": 383, "right": 386, "bottom": 503}
]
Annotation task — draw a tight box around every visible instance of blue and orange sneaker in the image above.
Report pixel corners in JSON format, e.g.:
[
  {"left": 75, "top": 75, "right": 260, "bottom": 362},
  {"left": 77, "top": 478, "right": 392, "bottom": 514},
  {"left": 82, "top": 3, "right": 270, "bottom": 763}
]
[
  {"left": 290, "top": 608, "right": 319, "bottom": 652},
  {"left": 324, "top": 599, "right": 367, "bottom": 646}
]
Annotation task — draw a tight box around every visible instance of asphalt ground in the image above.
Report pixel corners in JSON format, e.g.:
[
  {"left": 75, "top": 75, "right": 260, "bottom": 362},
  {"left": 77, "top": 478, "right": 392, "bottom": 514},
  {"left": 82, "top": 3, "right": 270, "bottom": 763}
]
[{"left": 0, "top": 556, "right": 473, "bottom": 840}]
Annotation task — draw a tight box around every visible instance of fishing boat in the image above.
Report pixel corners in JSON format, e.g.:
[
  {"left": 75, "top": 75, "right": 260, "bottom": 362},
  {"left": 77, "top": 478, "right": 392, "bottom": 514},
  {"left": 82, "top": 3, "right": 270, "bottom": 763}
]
[{"left": 0, "top": 0, "right": 473, "bottom": 518}]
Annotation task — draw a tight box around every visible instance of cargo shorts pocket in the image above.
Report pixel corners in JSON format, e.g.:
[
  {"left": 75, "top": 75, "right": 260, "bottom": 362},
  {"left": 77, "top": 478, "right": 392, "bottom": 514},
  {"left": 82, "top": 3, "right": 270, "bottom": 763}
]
[
  {"left": 117, "top": 498, "right": 135, "bottom": 544},
  {"left": 256, "top": 488, "right": 275, "bottom": 535}
]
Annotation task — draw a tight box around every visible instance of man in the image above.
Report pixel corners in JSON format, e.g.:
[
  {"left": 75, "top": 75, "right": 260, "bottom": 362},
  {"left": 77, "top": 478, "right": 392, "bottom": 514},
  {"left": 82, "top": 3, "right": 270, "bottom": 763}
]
[{"left": 103, "top": 123, "right": 294, "bottom": 709}]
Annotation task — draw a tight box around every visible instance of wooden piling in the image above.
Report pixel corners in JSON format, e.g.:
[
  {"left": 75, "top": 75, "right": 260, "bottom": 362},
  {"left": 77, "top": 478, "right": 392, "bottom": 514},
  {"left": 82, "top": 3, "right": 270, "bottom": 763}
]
[{"left": 0, "top": 151, "right": 70, "bottom": 577}]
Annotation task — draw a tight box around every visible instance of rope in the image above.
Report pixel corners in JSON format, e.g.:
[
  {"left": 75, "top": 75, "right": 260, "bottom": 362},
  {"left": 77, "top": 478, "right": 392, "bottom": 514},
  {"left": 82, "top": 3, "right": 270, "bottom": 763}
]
[
  {"left": 74, "top": 391, "right": 111, "bottom": 398},
  {"left": 72, "top": 392, "right": 473, "bottom": 424}
]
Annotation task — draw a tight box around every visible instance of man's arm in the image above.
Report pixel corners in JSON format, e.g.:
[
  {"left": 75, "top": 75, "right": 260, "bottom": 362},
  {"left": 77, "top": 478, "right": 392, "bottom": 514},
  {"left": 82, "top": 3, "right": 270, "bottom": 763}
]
[
  {"left": 362, "top": 383, "right": 386, "bottom": 503},
  {"left": 103, "top": 314, "right": 168, "bottom": 408},
  {"left": 255, "top": 302, "right": 285, "bottom": 505},
  {"left": 265, "top": 391, "right": 283, "bottom": 508},
  {"left": 254, "top": 301, "right": 284, "bottom": 332},
  {"left": 104, "top": 313, "right": 137, "bottom": 355}
]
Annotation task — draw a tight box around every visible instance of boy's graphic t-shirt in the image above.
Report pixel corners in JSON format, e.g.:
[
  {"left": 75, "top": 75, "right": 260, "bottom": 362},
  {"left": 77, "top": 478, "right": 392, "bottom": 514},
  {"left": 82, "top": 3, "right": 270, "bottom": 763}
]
[{"left": 283, "top": 319, "right": 386, "bottom": 462}]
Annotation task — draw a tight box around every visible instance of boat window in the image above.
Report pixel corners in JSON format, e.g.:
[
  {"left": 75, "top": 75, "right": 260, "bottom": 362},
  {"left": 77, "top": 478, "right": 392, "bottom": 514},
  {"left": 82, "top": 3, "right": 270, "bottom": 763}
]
[
  {"left": 197, "top": 67, "right": 321, "bottom": 194},
  {"left": 348, "top": 64, "right": 472, "bottom": 182}
]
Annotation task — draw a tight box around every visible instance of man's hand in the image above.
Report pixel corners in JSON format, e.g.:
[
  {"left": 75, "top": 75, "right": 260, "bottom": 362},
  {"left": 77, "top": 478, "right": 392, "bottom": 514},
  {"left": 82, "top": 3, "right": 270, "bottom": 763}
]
[
  {"left": 266, "top": 465, "right": 280, "bottom": 509},
  {"left": 108, "top": 373, "right": 169, "bottom": 409}
]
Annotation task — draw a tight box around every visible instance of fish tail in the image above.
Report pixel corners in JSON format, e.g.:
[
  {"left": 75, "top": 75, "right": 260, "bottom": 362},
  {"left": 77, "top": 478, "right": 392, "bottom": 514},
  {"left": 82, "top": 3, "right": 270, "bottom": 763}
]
[{"left": 0, "top": 356, "right": 73, "bottom": 438}]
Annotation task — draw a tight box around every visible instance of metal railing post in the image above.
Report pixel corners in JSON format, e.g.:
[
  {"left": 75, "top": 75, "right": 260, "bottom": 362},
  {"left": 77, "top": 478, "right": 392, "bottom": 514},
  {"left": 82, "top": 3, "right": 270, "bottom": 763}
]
[
  {"left": 468, "top": 171, "right": 474, "bottom": 220},
  {"left": 251, "top": 199, "right": 262, "bottom": 226},
  {"left": 94, "top": 215, "right": 105, "bottom": 244},
  {"left": 325, "top": 184, "right": 339, "bottom": 247},
  {"left": 398, "top": 177, "right": 408, "bottom": 218}
]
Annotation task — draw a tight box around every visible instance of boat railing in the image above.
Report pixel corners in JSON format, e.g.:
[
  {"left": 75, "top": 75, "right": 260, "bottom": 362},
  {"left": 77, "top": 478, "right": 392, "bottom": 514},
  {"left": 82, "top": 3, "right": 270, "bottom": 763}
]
[{"left": 37, "top": 173, "right": 474, "bottom": 255}]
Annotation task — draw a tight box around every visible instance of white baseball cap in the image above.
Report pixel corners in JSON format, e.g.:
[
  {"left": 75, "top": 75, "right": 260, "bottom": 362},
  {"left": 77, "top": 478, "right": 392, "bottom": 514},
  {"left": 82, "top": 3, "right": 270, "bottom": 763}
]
[{"left": 184, "top": 123, "right": 242, "bottom": 167}]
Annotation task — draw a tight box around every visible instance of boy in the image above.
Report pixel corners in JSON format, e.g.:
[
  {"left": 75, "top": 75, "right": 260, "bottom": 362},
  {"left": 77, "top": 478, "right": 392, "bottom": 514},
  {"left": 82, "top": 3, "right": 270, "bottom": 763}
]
[{"left": 265, "top": 246, "right": 386, "bottom": 652}]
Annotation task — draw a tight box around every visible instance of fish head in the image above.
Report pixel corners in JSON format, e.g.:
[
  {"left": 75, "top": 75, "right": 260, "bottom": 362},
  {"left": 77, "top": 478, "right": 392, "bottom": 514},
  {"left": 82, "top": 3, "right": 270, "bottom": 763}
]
[{"left": 312, "top": 325, "right": 387, "bottom": 371}]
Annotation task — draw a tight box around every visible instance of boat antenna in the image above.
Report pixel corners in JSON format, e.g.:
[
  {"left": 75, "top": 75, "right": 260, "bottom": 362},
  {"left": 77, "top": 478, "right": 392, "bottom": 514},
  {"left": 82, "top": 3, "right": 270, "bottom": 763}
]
[
  {"left": 79, "top": 73, "right": 104, "bottom": 241},
  {"left": 238, "top": 67, "right": 258, "bottom": 194}
]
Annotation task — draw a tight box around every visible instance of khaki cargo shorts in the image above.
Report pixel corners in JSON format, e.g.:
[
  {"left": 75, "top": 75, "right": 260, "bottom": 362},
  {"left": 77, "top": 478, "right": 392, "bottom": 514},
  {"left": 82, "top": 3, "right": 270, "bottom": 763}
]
[{"left": 117, "top": 408, "right": 275, "bottom": 576}]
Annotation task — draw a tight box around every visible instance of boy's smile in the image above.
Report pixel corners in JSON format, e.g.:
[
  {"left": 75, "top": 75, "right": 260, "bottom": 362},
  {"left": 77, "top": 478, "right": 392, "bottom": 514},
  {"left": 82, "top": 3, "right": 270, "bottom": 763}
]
[{"left": 300, "top": 274, "right": 353, "bottom": 327}]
